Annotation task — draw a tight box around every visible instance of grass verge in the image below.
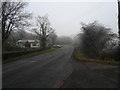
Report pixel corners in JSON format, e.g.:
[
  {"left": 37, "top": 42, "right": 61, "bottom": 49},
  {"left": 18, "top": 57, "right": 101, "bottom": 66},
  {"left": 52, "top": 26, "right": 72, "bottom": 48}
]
[
  {"left": 2, "top": 48, "right": 58, "bottom": 64},
  {"left": 73, "top": 49, "right": 120, "bottom": 65}
]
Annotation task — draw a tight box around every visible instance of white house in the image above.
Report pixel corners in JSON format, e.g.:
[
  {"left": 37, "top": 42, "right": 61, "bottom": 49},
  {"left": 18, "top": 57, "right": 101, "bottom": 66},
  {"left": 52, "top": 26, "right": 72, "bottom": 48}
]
[{"left": 16, "top": 39, "right": 40, "bottom": 48}]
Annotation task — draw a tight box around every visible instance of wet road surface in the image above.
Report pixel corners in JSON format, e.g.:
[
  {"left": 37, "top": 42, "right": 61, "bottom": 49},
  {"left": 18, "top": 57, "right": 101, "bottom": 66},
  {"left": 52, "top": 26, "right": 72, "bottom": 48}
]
[{"left": 3, "top": 45, "right": 74, "bottom": 88}]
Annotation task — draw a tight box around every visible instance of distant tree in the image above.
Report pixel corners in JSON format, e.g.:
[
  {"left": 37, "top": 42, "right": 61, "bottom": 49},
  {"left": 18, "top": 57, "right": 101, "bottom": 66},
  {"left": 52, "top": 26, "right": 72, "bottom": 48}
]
[
  {"left": 48, "top": 29, "right": 57, "bottom": 46},
  {"left": 33, "top": 15, "right": 53, "bottom": 49},
  {"left": 79, "top": 21, "right": 117, "bottom": 58},
  {"left": 7, "top": 30, "right": 27, "bottom": 44},
  {"left": 1, "top": 1, "right": 32, "bottom": 44},
  {"left": 56, "top": 36, "right": 73, "bottom": 45}
]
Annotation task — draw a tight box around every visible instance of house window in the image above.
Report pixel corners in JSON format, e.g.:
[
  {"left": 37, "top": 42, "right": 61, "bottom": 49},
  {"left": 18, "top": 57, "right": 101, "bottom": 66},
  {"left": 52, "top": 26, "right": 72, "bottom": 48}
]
[{"left": 32, "top": 43, "right": 37, "bottom": 46}]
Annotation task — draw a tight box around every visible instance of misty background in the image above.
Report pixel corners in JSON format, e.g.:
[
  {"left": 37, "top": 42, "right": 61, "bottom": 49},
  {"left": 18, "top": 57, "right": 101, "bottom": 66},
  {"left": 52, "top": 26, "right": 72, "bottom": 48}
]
[{"left": 25, "top": 2, "right": 118, "bottom": 37}]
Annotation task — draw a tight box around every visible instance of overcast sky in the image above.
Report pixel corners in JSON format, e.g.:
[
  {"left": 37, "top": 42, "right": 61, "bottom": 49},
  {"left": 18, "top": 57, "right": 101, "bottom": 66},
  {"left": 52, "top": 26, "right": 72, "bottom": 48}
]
[{"left": 26, "top": 1, "right": 118, "bottom": 36}]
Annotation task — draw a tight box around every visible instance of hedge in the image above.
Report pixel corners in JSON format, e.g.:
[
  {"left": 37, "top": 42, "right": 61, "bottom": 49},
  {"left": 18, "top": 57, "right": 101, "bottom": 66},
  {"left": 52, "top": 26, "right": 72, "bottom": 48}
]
[{"left": 2, "top": 48, "right": 47, "bottom": 60}]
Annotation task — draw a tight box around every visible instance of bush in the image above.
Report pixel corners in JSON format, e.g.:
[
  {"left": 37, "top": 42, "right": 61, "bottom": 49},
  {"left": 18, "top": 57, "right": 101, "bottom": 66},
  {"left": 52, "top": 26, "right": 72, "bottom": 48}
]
[{"left": 79, "top": 21, "right": 118, "bottom": 60}]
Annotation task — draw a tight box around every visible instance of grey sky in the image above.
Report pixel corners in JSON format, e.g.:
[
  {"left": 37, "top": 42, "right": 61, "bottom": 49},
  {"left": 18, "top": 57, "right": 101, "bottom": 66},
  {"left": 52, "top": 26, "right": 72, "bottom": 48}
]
[{"left": 26, "top": 2, "right": 118, "bottom": 36}]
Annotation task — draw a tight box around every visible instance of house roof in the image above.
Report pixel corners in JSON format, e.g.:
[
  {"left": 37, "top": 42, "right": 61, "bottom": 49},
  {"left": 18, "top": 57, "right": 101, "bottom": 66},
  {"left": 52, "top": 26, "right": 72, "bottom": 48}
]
[{"left": 17, "top": 39, "right": 40, "bottom": 43}]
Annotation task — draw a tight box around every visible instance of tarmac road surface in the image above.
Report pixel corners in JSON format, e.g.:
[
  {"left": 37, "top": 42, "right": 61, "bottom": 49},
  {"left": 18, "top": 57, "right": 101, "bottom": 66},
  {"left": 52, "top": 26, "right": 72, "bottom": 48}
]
[
  {"left": 3, "top": 45, "right": 74, "bottom": 88},
  {"left": 2, "top": 45, "right": 119, "bottom": 88}
]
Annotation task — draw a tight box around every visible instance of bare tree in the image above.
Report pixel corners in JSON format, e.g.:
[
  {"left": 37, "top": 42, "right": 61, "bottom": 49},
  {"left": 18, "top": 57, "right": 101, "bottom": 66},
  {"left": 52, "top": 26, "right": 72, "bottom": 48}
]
[
  {"left": 33, "top": 15, "right": 53, "bottom": 49},
  {"left": 7, "top": 30, "right": 27, "bottom": 44},
  {"left": 1, "top": 1, "right": 32, "bottom": 44},
  {"left": 48, "top": 29, "right": 57, "bottom": 46},
  {"left": 79, "top": 21, "right": 117, "bottom": 58}
]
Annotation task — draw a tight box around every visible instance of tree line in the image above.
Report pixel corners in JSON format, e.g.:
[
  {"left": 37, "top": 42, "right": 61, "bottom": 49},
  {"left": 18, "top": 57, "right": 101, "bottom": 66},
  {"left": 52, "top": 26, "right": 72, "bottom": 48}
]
[{"left": 1, "top": 1, "right": 58, "bottom": 50}]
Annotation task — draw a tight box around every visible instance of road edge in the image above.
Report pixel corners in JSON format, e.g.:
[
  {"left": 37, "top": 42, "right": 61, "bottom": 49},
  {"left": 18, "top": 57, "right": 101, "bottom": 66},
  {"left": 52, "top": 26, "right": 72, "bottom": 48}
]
[{"left": 52, "top": 58, "right": 73, "bottom": 88}]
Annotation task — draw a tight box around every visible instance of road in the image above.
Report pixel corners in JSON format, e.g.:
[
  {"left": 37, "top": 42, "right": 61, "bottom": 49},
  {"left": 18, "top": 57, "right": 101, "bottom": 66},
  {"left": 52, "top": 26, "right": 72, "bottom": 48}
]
[
  {"left": 61, "top": 59, "right": 119, "bottom": 88},
  {"left": 2, "top": 45, "right": 119, "bottom": 88},
  {"left": 3, "top": 45, "right": 74, "bottom": 88}
]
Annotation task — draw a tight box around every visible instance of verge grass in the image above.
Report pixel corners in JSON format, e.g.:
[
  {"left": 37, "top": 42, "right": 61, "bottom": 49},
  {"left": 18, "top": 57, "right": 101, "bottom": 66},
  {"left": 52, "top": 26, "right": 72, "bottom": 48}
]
[
  {"left": 73, "top": 49, "right": 120, "bottom": 65},
  {"left": 2, "top": 48, "right": 58, "bottom": 63}
]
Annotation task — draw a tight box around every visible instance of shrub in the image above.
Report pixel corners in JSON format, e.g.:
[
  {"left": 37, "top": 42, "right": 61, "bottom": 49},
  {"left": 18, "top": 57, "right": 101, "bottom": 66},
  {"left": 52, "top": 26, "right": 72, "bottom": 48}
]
[{"left": 79, "top": 21, "right": 118, "bottom": 60}]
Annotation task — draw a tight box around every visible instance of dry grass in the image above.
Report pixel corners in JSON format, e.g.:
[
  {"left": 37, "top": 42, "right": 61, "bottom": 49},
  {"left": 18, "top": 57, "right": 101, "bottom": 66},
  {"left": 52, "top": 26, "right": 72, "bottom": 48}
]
[{"left": 73, "top": 49, "right": 120, "bottom": 65}]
